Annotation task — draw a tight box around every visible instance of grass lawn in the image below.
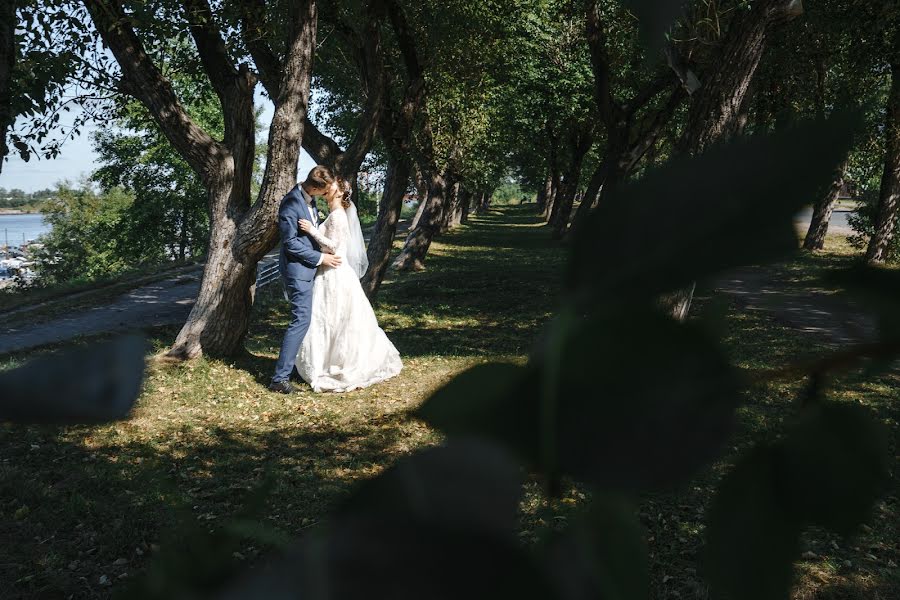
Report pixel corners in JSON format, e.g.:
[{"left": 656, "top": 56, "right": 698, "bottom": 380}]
[{"left": 0, "top": 207, "right": 897, "bottom": 599}]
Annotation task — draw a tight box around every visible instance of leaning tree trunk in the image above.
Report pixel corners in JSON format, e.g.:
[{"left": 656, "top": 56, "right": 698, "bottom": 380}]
[
  {"left": 542, "top": 169, "right": 561, "bottom": 221},
  {"left": 803, "top": 158, "right": 849, "bottom": 250},
  {"left": 362, "top": 153, "right": 411, "bottom": 299},
  {"left": 865, "top": 57, "right": 900, "bottom": 264},
  {"left": 393, "top": 169, "right": 448, "bottom": 271},
  {"left": 663, "top": 0, "right": 804, "bottom": 321},
  {"left": 411, "top": 194, "right": 427, "bottom": 227},
  {"left": 84, "top": 0, "right": 320, "bottom": 358},
  {"left": 0, "top": 0, "right": 14, "bottom": 172}
]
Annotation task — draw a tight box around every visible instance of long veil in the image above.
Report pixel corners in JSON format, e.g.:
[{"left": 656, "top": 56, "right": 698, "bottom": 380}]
[{"left": 344, "top": 202, "right": 369, "bottom": 279}]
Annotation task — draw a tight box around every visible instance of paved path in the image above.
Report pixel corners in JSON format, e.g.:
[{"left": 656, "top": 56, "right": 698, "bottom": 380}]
[
  {"left": 0, "top": 270, "right": 202, "bottom": 355},
  {"left": 0, "top": 220, "right": 411, "bottom": 356},
  {"left": 793, "top": 207, "right": 855, "bottom": 234},
  {"left": 713, "top": 266, "right": 876, "bottom": 346}
]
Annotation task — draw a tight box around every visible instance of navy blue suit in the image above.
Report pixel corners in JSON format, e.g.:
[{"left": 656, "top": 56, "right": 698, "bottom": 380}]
[{"left": 272, "top": 185, "right": 323, "bottom": 383}]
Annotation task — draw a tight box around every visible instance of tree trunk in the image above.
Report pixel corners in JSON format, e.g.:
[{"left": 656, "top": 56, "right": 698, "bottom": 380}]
[
  {"left": 362, "top": 153, "right": 410, "bottom": 299},
  {"left": 169, "top": 196, "right": 258, "bottom": 355},
  {"left": 865, "top": 58, "right": 900, "bottom": 264},
  {"left": 439, "top": 180, "right": 460, "bottom": 233},
  {"left": 459, "top": 187, "right": 472, "bottom": 223},
  {"left": 480, "top": 190, "right": 493, "bottom": 212},
  {"left": 675, "top": 1, "right": 802, "bottom": 156},
  {"left": 664, "top": 0, "right": 803, "bottom": 320},
  {"left": 393, "top": 169, "right": 448, "bottom": 271},
  {"left": 411, "top": 196, "right": 427, "bottom": 228},
  {"left": 568, "top": 156, "right": 611, "bottom": 238},
  {"left": 542, "top": 169, "right": 561, "bottom": 221},
  {"left": 803, "top": 158, "right": 849, "bottom": 251},
  {"left": 0, "top": 0, "right": 14, "bottom": 172},
  {"left": 550, "top": 131, "right": 592, "bottom": 239},
  {"left": 536, "top": 172, "right": 552, "bottom": 214}
]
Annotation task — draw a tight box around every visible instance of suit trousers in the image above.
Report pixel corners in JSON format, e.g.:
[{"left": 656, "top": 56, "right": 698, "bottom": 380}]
[{"left": 272, "top": 275, "right": 314, "bottom": 383}]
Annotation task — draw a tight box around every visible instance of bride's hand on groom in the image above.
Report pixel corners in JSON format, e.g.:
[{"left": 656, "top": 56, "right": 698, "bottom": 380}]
[{"left": 298, "top": 218, "right": 314, "bottom": 233}]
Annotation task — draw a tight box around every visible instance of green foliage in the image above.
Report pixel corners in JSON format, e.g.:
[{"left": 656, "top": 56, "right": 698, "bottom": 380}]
[
  {"left": 491, "top": 179, "right": 530, "bottom": 204},
  {"left": 32, "top": 181, "right": 135, "bottom": 283},
  {"left": 354, "top": 186, "right": 379, "bottom": 219},
  {"left": 90, "top": 117, "right": 211, "bottom": 264}
]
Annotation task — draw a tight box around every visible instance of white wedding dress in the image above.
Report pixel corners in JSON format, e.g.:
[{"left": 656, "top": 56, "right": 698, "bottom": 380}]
[{"left": 296, "top": 206, "right": 403, "bottom": 392}]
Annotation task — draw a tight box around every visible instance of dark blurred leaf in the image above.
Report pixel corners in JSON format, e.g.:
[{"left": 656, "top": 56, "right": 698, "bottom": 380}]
[
  {"left": 824, "top": 265, "right": 900, "bottom": 340},
  {"left": 218, "top": 441, "right": 553, "bottom": 600},
  {"left": 620, "top": 0, "right": 685, "bottom": 58},
  {"left": 704, "top": 446, "right": 800, "bottom": 600},
  {"left": 122, "top": 520, "right": 245, "bottom": 600},
  {"left": 217, "top": 518, "right": 553, "bottom": 600},
  {"left": 779, "top": 401, "right": 890, "bottom": 535},
  {"left": 415, "top": 362, "right": 538, "bottom": 462},
  {"left": 419, "top": 310, "right": 741, "bottom": 491},
  {"left": 543, "top": 494, "right": 648, "bottom": 600},
  {"left": 549, "top": 310, "right": 740, "bottom": 490},
  {"left": 0, "top": 334, "right": 145, "bottom": 424},
  {"left": 336, "top": 437, "right": 526, "bottom": 536},
  {"left": 122, "top": 478, "right": 280, "bottom": 599},
  {"left": 567, "top": 112, "right": 861, "bottom": 306}
]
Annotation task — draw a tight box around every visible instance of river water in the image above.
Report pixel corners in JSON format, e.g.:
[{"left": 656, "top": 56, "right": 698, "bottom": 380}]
[{"left": 0, "top": 213, "right": 51, "bottom": 247}]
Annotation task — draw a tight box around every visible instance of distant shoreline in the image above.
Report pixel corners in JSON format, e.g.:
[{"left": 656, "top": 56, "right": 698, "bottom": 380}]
[{"left": 0, "top": 210, "right": 42, "bottom": 215}]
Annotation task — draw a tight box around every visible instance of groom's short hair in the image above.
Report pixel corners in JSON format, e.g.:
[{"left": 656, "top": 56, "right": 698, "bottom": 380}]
[{"left": 304, "top": 165, "right": 336, "bottom": 191}]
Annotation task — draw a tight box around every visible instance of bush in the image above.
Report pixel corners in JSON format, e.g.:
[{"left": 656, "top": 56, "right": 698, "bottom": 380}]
[{"left": 32, "top": 184, "right": 133, "bottom": 283}]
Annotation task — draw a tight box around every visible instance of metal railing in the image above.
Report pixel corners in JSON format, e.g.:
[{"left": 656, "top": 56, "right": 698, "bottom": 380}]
[{"left": 256, "top": 260, "right": 281, "bottom": 290}]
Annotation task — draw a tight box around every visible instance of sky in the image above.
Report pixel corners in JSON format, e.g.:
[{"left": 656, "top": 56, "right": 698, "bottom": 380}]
[{"left": 0, "top": 88, "right": 318, "bottom": 193}]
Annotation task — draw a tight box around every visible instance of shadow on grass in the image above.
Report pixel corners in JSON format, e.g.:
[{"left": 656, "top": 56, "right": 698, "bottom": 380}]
[
  {"left": 245, "top": 205, "right": 565, "bottom": 362},
  {"left": 0, "top": 405, "right": 425, "bottom": 599}
]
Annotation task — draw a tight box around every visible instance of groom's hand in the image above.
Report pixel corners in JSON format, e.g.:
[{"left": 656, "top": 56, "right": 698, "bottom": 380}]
[{"left": 322, "top": 254, "right": 343, "bottom": 268}]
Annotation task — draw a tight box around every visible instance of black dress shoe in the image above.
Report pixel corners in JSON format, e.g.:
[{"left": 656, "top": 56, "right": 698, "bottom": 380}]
[{"left": 268, "top": 380, "right": 298, "bottom": 394}]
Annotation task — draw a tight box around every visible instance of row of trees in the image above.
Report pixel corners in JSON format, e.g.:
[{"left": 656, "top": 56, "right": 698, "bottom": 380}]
[
  {"left": 3, "top": 0, "right": 528, "bottom": 358},
  {"left": 511, "top": 0, "right": 899, "bottom": 317},
  {"left": 1, "top": 0, "right": 899, "bottom": 356}
]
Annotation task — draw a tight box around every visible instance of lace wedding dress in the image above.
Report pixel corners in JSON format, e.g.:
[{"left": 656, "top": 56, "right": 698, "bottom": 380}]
[{"left": 296, "top": 207, "right": 403, "bottom": 392}]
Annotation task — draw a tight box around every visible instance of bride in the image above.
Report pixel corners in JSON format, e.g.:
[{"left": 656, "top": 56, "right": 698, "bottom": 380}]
[{"left": 295, "top": 180, "right": 402, "bottom": 393}]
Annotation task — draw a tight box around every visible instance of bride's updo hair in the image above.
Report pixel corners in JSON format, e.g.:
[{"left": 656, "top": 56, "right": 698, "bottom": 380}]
[{"left": 337, "top": 179, "right": 353, "bottom": 209}]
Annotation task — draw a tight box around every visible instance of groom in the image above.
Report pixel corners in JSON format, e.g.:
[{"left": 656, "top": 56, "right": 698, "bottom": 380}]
[{"left": 269, "top": 166, "right": 343, "bottom": 394}]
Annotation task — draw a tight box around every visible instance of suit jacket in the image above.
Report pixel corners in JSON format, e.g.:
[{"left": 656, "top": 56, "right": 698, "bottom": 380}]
[{"left": 278, "top": 185, "right": 323, "bottom": 284}]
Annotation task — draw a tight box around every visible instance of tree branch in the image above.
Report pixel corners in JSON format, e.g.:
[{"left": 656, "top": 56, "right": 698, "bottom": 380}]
[
  {"left": 181, "top": 0, "right": 239, "bottom": 102},
  {"left": 238, "top": 0, "right": 283, "bottom": 98},
  {"left": 238, "top": 0, "right": 317, "bottom": 248},
  {"left": 338, "top": 0, "right": 387, "bottom": 174},
  {"left": 82, "top": 0, "right": 224, "bottom": 179},
  {"left": 586, "top": 0, "right": 621, "bottom": 127},
  {"left": 302, "top": 116, "right": 341, "bottom": 164},
  {"left": 385, "top": 0, "right": 424, "bottom": 80}
]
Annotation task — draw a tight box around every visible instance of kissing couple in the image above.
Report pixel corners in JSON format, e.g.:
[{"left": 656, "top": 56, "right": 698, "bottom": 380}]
[{"left": 269, "top": 166, "right": 402, "bottom": 394}]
